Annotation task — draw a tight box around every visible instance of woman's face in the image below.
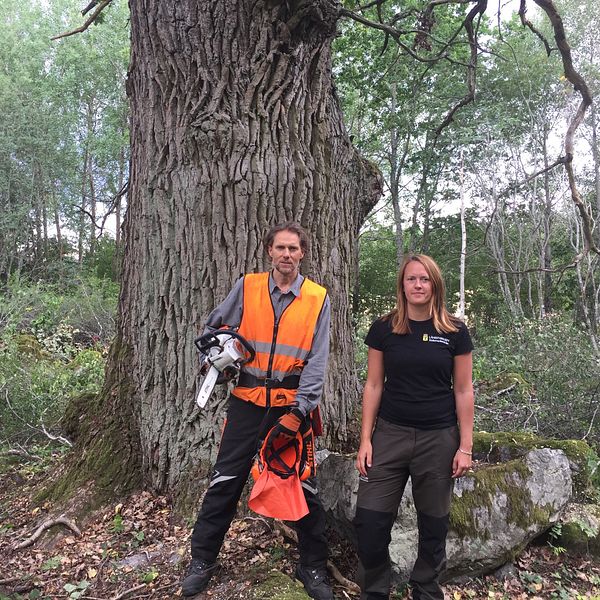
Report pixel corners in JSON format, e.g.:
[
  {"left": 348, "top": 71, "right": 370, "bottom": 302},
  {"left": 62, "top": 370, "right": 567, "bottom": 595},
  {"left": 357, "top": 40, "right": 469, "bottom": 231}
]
[{"left": 402, "top": 261, "right": 433, "bottom": 308}]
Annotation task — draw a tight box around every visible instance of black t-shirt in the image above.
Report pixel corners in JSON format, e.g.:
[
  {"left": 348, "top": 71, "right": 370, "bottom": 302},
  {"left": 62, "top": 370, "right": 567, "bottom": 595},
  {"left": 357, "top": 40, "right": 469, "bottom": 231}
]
[{"left": 365, "top": 316, "right": 473, "bottom": 430}]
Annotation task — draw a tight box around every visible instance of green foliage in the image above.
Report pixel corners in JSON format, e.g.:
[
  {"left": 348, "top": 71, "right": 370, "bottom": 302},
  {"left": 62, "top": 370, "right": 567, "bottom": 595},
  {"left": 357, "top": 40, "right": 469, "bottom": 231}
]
[
  {"left": 139, "top": 568, "right": 159, "bottom": 583},
  {"left": 42, "top": 556, "right": 63, "bottom": 571},
  {"left": 547, "top": 524, "right": 567, "bottom": 556},
  {"left": 0, "top": 0, "right": 129, "bottom": 281},
  {"left": 474, "top": 314, "right": 600, "bottom": 447},
  {"left": 0, "top": 276, "right": 114, "bottom": 446},
  {"left": 63, "top": 580, "right": 90, "bottom": 599},
  {"left": 89, "top": 237, "right": 120, "bottom": 282},
  {"left": 357, "top": 224, "right": 397, "bottom": 321},
  {"left": 519, "top": 570, "right": 544, "bottom": 594},
  {"left": 0, "top": 275, "right": 117, "bottom": 342},
  {"left": 111, "top": 513, "right": 125, "bottom": 533}
]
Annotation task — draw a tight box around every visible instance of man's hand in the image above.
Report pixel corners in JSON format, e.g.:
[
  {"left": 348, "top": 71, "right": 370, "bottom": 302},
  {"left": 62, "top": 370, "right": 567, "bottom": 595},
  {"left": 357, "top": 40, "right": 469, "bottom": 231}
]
[
  {"left": 265, "top": 408, "right": 304, "bottom": 449},
  {"left": 216, "top": 366, "right": 238, "bottom": 384}
]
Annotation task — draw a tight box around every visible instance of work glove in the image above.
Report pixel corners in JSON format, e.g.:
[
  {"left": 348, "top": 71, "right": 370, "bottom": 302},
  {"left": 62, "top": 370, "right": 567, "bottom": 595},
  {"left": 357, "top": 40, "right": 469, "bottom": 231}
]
[
  {"left": 265, "top": 408, "right": 304, "bottom": 449},
  {"left": 216, "top": 365, "right": 238, "bottom": 384}
]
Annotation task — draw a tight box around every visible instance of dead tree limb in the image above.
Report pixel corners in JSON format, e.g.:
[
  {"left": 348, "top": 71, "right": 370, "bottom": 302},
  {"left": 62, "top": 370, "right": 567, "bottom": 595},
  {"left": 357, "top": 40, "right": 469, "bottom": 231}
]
[
  {"left": 51, "top": 0, "right": 113, "bottom": 41},
  {"left": 0, "top": 448, "right": 42, "bottom": 462},
  {"left": 14, "top": 516, "right": 82, "bottom": 550},
  {"left": 531, "top": 0, "right": 598, "bottom": 255},
  {"left": 111, "top": 584, "right": 147, "bottom": 600},
  {"left": 518, "top": 0, "right": 554, "bottom": 56},
  {"left": 273, "top": 521, "right": 360, "bottom": 592}
]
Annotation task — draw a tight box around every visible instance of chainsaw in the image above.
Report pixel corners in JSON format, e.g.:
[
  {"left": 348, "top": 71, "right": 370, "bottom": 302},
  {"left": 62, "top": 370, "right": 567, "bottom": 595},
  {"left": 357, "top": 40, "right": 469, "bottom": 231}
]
[{"left": 194, "top": 330, "right": 255, "bottom": 408}]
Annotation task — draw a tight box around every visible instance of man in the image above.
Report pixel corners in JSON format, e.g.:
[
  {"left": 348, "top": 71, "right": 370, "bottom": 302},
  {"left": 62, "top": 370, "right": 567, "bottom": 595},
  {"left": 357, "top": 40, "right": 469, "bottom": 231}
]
[{"left": 182, "top": 222, "right": 333, "bottom": 600}]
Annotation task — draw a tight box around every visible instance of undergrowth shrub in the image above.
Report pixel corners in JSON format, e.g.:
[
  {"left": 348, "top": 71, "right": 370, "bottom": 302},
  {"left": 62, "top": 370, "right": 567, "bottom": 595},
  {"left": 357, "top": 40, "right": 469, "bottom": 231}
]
[
  {"left": 474, "top": 314, "right": 600, "bottom": 447},
  {"left": 0, "top": 276, "right": 115, "bottom": 447}
]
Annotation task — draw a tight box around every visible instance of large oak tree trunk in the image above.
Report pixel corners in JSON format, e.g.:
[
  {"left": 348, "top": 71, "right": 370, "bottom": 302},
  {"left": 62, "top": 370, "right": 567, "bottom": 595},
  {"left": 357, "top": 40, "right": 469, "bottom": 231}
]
[{"left": 61, "top": 0, "right": 381, "bottom": 504}]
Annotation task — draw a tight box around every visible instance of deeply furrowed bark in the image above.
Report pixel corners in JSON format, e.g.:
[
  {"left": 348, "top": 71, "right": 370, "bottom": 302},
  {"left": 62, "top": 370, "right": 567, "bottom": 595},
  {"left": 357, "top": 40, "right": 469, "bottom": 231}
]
[{"left": 58, "top": 0, "right": 381, "bottom": 503}]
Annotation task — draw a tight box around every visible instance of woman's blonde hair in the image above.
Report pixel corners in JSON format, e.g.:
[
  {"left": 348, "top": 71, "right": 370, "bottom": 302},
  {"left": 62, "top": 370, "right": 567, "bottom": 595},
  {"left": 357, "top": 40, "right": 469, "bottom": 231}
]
[{"left": 386, "top": 254, "right": 459, "bottom": 334}]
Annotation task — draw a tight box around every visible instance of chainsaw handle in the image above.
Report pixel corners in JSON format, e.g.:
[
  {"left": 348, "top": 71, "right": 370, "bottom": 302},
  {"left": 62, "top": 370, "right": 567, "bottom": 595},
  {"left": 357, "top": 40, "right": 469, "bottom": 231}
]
[
  {"left": 194, "top": 330, "right": 256, "bottom": 364},
  {"left": 194, "top": 332, "right": 220, "bottom": 354}
]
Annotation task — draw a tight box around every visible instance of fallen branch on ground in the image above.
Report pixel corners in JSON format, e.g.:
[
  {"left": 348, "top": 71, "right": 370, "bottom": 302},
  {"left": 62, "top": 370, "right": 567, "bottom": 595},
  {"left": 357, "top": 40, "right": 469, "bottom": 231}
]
[
  {"left": 1, "top": 449, "right": 42, "bottom": 462},
  {"left": 111, "top": 583, "right": 147, "bottom": 600},
  {"left": 15, "top": 516, "right": 82, "bottom": 549},
  {"left": 274, "top": 521, "right": 360, "bottom": 593}
]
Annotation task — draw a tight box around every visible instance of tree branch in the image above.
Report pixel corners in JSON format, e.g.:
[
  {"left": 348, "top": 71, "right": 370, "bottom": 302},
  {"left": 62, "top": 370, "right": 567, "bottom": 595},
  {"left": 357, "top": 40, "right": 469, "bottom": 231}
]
[
  {"left": 111, "top": 584, "right": 147, "bottom": 600},
  {"left": 339, "top": 8, "right": 450, "bottom": 64},
  {"left": 518, "top": 0, "right": 554, "bottom": 56},
  {"left": 51, "top": 0, "right": 114, "bottom": 41},
  {"left": 492, "top": 254, "right": 583, "bottom": 277},
  {"left": 0, "top": 448, "right": 42, "bottom": 462},
  {"left": 14, "top": 516, "right": 82, "bottom": 550},
  {"left": 531, "top": 0, "right": 598, "bottom": 255},
  {"left": 274, "top": 521, "right": 360, "bottom": 592},
  {"left": 433, "top": 0, "right": 486, "bottom": 137}
]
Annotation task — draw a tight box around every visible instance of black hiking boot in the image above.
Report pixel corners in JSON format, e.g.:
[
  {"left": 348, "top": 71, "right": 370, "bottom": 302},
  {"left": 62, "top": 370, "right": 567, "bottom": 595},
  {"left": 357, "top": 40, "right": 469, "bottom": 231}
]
[
  {"left": 295, "top": 563, "right": 334, "bottom": 600},
  {"left": 181, "top": 558, "right": 218, "bottom": 596}
]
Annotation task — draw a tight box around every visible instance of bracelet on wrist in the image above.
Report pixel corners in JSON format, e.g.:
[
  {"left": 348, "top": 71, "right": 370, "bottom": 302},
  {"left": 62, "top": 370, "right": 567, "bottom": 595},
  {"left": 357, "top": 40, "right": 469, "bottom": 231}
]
[{"left": 458, "top": 448, "right": 473, "bottom": 456}]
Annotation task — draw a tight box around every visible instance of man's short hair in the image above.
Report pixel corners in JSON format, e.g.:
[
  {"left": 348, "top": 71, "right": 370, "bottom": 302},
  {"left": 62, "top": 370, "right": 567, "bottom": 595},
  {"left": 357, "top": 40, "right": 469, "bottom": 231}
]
[{"left": 264, "top": 222, "right": 309, "bottom": 254}]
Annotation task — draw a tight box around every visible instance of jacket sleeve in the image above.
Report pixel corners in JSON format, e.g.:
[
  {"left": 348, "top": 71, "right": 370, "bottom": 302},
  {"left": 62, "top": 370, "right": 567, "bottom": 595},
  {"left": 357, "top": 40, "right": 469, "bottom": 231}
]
[
  {"left": 294, "top": 294, "right": 331, "bottom": 416},
  {"left": 202, "top": 277, "right": 244, "bottom": 334}
]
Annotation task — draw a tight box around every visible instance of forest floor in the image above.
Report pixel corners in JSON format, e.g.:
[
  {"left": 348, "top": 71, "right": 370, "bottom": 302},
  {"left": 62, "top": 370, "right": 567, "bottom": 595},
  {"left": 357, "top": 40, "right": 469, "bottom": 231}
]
[{"left": 2, "top": 455, "right": 600, "bottom": 600}]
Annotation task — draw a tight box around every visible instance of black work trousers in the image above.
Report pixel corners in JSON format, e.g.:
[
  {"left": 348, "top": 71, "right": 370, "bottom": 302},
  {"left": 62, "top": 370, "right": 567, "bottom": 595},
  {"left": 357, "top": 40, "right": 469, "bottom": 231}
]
[
  {"left": 354, "top": 419, "right": 459, "bottom": 600},
  {"left": 190, "top": 395, "right": 328, "bottom": 567}
]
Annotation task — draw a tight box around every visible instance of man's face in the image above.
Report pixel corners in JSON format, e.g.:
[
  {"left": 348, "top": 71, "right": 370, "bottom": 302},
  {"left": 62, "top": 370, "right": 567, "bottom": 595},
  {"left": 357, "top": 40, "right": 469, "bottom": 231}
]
[{"left": 268, "top": 231, "right": 305, "bottom": 277}]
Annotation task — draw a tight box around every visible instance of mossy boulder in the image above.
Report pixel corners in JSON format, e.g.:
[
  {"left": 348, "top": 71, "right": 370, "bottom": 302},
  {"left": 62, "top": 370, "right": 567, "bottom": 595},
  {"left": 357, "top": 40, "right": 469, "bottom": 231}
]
[
  {"left": 318, "top": 438, "right": 575, "bottom": 582},
  {"left": 557, "top": 503, "right": 600, "bottom": 556},
  {"left": 473, "top": 431, "right": 599, "bottom": 500},
  {"left": 445, "top": 448, "right": 571, "bottom": 577}
]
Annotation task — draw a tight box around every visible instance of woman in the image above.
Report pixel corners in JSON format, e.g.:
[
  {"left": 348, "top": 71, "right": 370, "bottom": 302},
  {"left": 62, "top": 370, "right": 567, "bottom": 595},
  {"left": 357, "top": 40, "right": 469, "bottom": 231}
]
[{"left": 354, "top": 254, "right": 474, "bottom": 600}]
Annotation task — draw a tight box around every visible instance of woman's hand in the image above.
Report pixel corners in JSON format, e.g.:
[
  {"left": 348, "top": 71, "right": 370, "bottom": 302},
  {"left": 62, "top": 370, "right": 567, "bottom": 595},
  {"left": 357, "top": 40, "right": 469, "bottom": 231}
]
[
  {"left": 356, "top": 440, "right": 373, "bottom": 477},
  {"left": 452, "top": 449, "right": 472, "bottom": 478}
]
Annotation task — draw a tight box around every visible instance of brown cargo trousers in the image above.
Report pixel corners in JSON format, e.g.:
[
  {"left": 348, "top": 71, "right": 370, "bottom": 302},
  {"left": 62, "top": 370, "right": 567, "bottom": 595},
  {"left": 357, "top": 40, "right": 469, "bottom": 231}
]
[{"left": 354, "top": 418, "right": 459, "bottom": 600}]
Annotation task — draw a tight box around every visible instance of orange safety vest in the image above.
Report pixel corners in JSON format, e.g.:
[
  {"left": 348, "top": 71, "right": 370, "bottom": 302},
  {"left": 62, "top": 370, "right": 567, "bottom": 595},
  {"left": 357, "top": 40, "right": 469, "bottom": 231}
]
[{"left": 232, "top": 272, "right": 327, "bottom": 408}]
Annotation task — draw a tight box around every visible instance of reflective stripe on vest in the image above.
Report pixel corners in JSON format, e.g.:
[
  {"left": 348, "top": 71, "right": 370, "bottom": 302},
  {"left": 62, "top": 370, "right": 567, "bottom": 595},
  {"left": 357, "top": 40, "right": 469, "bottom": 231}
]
[{"left": 232, "top": 272, "right": 327, "bottom": 407}]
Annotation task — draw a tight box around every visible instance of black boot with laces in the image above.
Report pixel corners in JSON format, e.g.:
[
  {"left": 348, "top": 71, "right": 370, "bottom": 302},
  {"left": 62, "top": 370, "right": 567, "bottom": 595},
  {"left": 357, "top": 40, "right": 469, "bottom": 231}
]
[
  {"left": 295, "top": 563, "right": 334, "bottom": 600},
  {"left": 181, "top": 558, "right": 218, "bottom": 596}
]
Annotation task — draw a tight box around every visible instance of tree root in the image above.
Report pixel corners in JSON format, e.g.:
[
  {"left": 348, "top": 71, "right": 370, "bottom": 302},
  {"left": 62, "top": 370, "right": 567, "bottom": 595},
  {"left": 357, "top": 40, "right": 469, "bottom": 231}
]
[
  {"left": 14, "top": 516, "right": 82, "bottom": 549},
  {"left": 274, "top": 521, "right": 360, "bottom": 593}
]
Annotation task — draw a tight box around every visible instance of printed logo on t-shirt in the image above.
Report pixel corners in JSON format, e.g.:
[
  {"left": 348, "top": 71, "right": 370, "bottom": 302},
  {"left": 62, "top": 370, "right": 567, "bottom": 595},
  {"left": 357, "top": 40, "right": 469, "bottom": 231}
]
[{"left": 422, "top": 334, "right": 450, "bottom": 345}]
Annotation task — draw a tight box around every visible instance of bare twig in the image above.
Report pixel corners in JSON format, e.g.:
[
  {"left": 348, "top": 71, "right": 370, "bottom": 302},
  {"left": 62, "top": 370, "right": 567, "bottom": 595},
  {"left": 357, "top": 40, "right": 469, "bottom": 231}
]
[
  {"left": 518, "top": 0, "right": 554, "bottom": 56},
  {"left": 0, "top": 448, "right": 42, "bottom": 462},
  {"left": 433, "top": 0, "right": 486, "bottom": 138},
  {"left": 497, "top": 156, "right": 568, "bottom": 197},
  {"left": 582, "top": 404, "right": 600, "bottom": 441},
  {"left": 40, "top": 423, "right": 73, "bottom": 448},
  {"left": 111, "top": 584, "right": 147, "bottom": 600},
  {"left": 4, "top": 389, "right": 72, "bottom": 447},
  {"left": 51, "top": 0, "right": 114, "bottom": 41},
  {"left": 81, "top": 0, "right": 100, "bottom": 16},
  {"left": 339, "top": 8, "right": 451, "bottom": 64},
  {"left": 492, "top": 383, "right": 517, "bottom": 397},
  {"left": 272, "top": 522, "right": 359, "bottom": 591},
  {"left": 15, "top": 516, "right": 82, "bottom": 550},
  {"left": 492, "top": 255, "right": 583, "bottom": 280}
]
